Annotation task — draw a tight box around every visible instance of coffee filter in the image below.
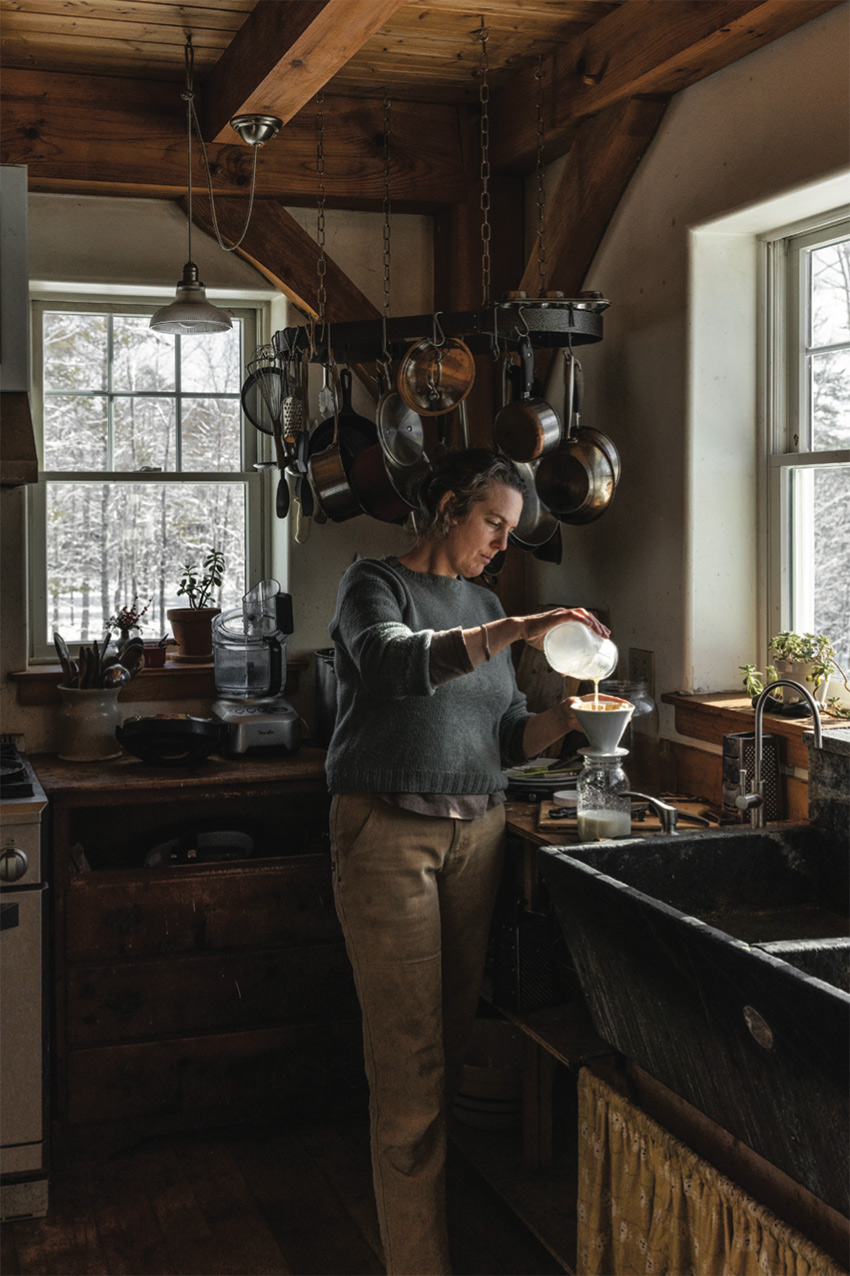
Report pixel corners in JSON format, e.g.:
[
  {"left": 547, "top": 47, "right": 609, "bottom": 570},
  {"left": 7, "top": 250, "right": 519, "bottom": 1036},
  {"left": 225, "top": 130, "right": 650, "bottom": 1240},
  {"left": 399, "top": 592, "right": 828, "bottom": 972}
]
[{"left": 572, "top": 700, "right": 634, "bottom": 753}]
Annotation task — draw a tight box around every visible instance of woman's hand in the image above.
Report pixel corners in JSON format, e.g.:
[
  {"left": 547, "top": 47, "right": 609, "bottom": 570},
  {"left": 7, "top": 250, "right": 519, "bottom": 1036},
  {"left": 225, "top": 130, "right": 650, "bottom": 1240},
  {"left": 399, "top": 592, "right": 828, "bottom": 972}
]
[{"left": 521, "top": 606, "right": 610, "bottom": 650}]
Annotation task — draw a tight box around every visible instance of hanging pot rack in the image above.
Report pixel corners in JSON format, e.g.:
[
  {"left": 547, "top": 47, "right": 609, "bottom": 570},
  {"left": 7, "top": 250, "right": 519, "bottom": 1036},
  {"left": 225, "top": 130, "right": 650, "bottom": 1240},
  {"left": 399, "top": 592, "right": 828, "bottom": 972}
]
[{"left": 273, "top": 293, "right": 608, "bottom": 367}]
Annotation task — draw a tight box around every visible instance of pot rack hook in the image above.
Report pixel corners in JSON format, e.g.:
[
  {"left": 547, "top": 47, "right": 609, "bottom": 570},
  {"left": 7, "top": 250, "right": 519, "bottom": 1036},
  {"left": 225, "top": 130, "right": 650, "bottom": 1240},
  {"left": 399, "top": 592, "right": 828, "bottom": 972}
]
[
  {"left": 513, "top": 305, "right": 531, "bottom": 340},
  {"left": 489, "top": 303, "right": 503, "bottom": 361},
  {"left": 431, "top": 311, "right": 447, "bottom": 350}
]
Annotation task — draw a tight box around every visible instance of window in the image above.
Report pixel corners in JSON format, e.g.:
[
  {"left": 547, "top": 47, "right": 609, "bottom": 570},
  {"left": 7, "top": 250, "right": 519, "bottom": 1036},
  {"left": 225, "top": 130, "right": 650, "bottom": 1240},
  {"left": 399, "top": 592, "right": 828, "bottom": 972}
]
[
  {"left": 765, "top": 216, "right": 850, "bottom": 674},
  {"left": 29, "top": 299, "right": 266, "bottom": 659}
]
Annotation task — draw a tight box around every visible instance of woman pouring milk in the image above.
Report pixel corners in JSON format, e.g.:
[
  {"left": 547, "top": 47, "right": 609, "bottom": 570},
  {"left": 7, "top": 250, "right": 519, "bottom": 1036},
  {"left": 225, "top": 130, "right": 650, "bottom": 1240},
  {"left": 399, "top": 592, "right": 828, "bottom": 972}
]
[{"left": 325, "top": 449, "right": 625, "bottom": 1274}]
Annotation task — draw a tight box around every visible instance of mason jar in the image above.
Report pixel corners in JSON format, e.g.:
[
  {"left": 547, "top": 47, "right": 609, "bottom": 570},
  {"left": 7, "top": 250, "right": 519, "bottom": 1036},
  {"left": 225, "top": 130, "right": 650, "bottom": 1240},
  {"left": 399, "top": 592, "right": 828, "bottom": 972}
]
[
  {"left": 577, "top": 751, "right": 631, "bottom": 841},
  {"left": 599, "top": 678, "right": 658, "bottom": 752}
]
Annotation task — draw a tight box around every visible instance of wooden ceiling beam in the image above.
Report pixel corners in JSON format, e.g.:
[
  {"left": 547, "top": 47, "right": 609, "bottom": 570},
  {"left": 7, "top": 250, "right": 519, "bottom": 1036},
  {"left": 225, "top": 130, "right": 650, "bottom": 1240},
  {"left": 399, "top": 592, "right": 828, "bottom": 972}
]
[
  {"left": 490, "top": 0, "right": 844, "bottom": 172},
  {"left": 201, "top": 0, "right": 408, "bottom": 143},
  {"left": 186, "top": 194, "right": 381, "bottom": 325},
  {"left": 0, "top": 69, "right": 466, "bottom": 210},
  {"left": 518, "top": 95, "right": 668, "bottom": 299}
]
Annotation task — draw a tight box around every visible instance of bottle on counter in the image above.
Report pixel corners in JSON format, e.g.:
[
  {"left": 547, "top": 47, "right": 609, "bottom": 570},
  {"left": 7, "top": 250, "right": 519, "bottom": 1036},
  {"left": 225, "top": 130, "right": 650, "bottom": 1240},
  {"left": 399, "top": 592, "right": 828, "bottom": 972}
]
[{"left": 577, "top": 749, "right": 631, "bottom": 840}]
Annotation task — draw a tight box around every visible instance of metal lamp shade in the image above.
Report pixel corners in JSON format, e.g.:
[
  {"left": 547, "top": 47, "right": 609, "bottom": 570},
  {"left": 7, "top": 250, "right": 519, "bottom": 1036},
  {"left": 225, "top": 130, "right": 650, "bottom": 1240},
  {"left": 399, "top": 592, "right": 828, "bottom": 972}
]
[{"left": 150, "top": 262, "right": 232, "bottom": 335}]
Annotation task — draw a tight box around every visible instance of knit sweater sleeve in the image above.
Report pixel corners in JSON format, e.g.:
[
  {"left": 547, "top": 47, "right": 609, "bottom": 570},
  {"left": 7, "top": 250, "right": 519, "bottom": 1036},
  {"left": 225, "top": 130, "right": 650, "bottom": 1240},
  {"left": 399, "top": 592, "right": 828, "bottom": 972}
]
[{"left": 331, "top": 559, "right": 438, "bottom": 698}]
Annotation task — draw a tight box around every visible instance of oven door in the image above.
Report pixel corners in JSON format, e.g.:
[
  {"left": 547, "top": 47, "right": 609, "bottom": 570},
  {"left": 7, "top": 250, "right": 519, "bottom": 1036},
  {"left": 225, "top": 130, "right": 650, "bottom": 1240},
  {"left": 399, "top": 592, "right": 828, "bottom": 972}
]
[{"left": 0, "top": 884, "right": 47, "bottom": 1172}]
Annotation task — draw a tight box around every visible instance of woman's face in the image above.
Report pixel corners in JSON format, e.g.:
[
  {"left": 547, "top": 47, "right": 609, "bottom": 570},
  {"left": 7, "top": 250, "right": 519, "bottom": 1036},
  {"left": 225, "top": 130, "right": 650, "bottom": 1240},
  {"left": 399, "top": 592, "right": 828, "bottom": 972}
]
[{"left": 443, "top": 482, "right": 524, "bottom": 578}]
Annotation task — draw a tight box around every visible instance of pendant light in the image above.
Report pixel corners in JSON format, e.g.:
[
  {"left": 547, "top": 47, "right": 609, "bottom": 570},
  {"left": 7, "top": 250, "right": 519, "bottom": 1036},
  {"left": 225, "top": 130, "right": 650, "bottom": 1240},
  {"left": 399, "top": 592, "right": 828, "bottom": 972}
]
[{"left": 151, "top": 36, "right": 282, "bottom": 335}]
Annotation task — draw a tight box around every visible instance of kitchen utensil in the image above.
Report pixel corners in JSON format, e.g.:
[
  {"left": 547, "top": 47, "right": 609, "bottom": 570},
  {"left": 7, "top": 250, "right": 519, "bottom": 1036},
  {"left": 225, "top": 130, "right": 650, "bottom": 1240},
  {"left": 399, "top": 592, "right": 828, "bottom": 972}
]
[
  {"left": 377, "top": 385, "right": 425, "bottom": 467},
  {"left": 102, "top": 663, "right": 130, "bottom": 688},
  {"left": 570, "top": 355, "right": 621, "bottom": 486},
  {"left": 53, "top": 631, "right": 75, "bottom": 686},
  {"left": 318, "top": 358, "right": 335, "bottom": 418},
  {"left": 308, "top": 374, "right": 364, "bottom": 522},
  {"left": 398, "top": 334, "right": 475, "bottom": 417},
  {"left": 543, "top": 623, "right": 618, "bottom": 682},
  {"left": 116, "top": 715, "right": 223, "bottom": 766},
  {"left": 240, "top": 366, "right": 278, "bottom": 435},
  {"left": 509, "top": 460, "right": 559, "bottom": 550},
  {"left": 493, "top": 336, "right": 561, "bottom": 462},
  {"left": 534, "top": 349, "right": 615, "bottom": 524}
]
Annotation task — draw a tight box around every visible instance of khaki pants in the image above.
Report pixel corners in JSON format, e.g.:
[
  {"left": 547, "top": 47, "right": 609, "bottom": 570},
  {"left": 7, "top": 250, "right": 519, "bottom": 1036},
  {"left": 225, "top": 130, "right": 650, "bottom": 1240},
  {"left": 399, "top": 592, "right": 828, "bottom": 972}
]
[{"left": 330, "top": 794, "right": 506, "bottom": 1276}]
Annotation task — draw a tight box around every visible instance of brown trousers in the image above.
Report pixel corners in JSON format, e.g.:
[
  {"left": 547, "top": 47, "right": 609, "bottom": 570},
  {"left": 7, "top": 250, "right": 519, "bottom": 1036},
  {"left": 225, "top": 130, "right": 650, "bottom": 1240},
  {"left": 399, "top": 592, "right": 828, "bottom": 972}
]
[{"left": 330, "top": 794, "right": 506, "bottom": 1276}]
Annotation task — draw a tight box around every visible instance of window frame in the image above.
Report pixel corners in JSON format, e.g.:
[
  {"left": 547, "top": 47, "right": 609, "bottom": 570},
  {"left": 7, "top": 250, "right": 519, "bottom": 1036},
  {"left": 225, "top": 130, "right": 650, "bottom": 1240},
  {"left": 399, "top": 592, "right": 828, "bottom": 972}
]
[
  {"left": 760, "top": 210, "right": 850, "bottom": 657},
  {"left": 27, "top": 294, "right": 271, "bottom": 663}
]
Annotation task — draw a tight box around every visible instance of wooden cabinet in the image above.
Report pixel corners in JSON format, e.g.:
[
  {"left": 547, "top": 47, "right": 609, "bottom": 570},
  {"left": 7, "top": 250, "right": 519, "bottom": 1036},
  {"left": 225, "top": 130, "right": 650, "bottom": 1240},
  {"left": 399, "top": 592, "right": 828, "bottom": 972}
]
[{"left": 33, "top": 751, "right": 363, "bottom": 1161}]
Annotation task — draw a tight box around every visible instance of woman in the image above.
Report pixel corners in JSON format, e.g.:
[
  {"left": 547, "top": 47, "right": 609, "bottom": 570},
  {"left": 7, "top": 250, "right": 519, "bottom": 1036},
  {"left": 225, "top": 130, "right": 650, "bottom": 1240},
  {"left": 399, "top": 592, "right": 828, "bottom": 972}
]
[{"left": 326, "top": 449, "right": 609, "bottom": 1275}]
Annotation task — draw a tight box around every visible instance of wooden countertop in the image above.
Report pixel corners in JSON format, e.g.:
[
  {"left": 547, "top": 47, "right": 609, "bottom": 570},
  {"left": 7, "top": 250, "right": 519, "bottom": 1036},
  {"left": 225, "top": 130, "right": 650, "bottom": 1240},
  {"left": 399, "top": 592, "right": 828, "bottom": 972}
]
[{"left": 30, "top": 747, "right": 328, "bottom": 804}]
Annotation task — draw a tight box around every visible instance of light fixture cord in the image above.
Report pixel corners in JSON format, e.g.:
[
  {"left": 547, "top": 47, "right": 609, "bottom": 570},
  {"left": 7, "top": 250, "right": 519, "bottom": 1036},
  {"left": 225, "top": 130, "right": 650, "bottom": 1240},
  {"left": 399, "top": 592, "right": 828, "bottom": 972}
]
[
  {"left": 535, "top": 54, "right": 547, "bottom": 295},
  {"left": 477, "top": 17, "right": 491, "bottom": 308},
  {"left": 381, "top": 86, "right": 392, "bottom": 366},
  {"left": 182, "top": 34, "right": 259, "bottom": 254}
]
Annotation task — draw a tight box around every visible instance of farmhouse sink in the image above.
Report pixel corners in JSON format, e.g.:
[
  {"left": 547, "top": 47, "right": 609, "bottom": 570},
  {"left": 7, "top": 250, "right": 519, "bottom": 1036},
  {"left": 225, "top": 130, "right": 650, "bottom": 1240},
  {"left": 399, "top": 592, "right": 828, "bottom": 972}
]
[{"left": 539, "top": 823, "right": 850, "bottom": 1216}]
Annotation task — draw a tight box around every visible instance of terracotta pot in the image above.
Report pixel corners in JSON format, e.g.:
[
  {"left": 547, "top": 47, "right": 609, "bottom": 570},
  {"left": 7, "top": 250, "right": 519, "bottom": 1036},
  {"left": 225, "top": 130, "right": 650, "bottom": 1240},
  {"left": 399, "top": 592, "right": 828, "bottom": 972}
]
[{"left": 166, "top": 607, "right": 221, "bottom": 664}]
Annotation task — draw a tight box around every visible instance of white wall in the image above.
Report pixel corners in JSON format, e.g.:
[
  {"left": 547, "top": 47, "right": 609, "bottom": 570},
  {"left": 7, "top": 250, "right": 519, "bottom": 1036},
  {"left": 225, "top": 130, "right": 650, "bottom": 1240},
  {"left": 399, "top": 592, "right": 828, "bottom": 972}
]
[{"left": 530, "top": 3, "right": 850, "bottom": 736}]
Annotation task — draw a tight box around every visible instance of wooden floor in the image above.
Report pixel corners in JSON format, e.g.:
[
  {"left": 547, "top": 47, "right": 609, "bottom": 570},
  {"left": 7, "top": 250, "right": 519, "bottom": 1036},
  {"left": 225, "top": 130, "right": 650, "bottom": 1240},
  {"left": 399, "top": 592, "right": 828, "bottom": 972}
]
[{"left": 1, "top": 1113, "right": 563, "bottom": 1276}]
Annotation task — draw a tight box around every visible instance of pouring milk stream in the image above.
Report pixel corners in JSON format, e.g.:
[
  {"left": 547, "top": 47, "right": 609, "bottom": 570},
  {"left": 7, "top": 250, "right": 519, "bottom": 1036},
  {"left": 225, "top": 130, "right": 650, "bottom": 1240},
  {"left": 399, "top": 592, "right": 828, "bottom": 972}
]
[{"left": 542, "top": 622, "right": 635, "bottom": 839}]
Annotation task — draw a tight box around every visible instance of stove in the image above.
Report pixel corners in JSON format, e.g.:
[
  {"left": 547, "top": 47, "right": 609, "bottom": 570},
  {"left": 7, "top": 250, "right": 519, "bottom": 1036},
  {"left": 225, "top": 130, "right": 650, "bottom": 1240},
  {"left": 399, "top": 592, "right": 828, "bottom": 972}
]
[
  {"left": 0, "top": 741, "right": 49, "bottom": 1221},
  {"left": 0, "top": 741, "right": 35, "bottom": 801}
]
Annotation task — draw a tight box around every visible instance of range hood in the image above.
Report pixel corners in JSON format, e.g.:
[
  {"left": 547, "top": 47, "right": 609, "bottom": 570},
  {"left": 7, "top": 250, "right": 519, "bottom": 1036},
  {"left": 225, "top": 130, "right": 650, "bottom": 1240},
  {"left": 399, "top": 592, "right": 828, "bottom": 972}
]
[{"left": 1, "top": 166, "right": 38, "bottom": 487}]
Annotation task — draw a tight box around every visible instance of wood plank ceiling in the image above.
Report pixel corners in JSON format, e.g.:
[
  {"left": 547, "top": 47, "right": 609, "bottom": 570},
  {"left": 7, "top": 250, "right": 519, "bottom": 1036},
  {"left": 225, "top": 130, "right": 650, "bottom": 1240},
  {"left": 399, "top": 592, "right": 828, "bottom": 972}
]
[{"left": 1, "top": 0, "right": 844, "bottom": 318}]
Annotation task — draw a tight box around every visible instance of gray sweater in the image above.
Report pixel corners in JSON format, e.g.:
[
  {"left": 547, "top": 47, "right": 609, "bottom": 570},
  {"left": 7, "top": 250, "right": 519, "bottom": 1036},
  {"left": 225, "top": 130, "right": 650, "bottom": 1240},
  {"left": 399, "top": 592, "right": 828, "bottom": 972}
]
[{"left": 326, "top": 557, "right": 531, "bottom": 795}]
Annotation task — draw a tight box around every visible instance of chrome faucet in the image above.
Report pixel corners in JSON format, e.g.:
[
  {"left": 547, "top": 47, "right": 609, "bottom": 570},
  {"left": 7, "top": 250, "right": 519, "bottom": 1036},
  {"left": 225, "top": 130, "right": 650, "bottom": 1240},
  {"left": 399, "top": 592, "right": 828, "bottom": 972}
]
[
  {"left": 622, "top": 791, "right": 679, "bottom": 834},
  {"left": 736, "top": 679, "right": 823, "bottom": 828}
]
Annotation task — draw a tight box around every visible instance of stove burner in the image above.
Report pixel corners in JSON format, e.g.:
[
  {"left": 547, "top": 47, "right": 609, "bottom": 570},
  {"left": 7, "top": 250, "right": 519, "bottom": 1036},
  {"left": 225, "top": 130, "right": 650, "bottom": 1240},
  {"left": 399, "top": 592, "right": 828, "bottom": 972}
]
[{"left": 0, "top": 743, "right": 35, "bottom": 799}]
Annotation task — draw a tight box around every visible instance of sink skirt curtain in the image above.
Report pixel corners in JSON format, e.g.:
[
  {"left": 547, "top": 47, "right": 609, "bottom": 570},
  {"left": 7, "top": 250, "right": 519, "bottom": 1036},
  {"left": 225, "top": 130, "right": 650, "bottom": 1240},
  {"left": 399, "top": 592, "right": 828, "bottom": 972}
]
[{"left": 576, "top": 1066, "right": 844, "bottom": 1276}]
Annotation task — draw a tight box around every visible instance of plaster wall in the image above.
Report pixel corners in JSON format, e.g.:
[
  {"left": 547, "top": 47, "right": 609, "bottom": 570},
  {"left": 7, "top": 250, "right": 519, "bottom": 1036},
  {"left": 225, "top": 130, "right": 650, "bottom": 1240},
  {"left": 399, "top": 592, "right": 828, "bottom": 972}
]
[{"left": 530, "top": 3, "right": 850, "bottom": 729}]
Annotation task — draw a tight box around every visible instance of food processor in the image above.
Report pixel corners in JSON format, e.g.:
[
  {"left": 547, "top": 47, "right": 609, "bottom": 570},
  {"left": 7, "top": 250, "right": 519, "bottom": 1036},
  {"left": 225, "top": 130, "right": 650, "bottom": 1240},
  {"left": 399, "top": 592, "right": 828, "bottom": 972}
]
[{"left": 211, "top": 579, "right": 301, "bottom": 755}]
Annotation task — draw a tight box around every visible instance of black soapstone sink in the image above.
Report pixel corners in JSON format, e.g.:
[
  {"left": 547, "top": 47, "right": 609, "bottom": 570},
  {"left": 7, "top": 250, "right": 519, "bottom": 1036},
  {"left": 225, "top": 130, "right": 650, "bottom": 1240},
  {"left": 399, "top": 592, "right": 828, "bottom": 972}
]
[{"left": 539, "top": 823, "right": 850, "bottom": 1216}]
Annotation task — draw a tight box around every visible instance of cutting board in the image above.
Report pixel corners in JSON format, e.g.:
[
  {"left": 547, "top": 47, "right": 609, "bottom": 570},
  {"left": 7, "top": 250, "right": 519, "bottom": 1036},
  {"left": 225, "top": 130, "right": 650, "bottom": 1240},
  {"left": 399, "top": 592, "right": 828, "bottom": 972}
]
[{"left": 538, "top": 798, "right": 717, "bottom": 833}]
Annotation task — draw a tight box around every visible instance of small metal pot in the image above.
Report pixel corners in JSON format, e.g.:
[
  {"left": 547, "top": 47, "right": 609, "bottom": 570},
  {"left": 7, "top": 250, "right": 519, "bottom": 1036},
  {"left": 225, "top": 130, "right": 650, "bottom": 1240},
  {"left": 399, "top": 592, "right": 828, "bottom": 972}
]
[{"left": 493, "top": 336, "right": 561, "bottom": 462}]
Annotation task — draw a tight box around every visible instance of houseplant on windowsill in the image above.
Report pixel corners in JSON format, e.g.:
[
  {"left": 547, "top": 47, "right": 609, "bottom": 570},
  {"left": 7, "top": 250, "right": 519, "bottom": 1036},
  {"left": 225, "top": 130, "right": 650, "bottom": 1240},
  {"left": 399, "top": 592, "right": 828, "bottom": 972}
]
[
  {"left": 166, "top": 548, "right": 225, "bottom": 664},
  {"left": 740, "top": 631, "right": 850, "bottom": 718}
]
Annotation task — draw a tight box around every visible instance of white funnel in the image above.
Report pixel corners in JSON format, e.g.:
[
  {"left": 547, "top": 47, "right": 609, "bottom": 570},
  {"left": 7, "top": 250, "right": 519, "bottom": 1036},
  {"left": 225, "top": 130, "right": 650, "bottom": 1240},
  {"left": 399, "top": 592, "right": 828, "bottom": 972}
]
[{"left": 572, "top": 697, "right": 634, "bottom": 753}]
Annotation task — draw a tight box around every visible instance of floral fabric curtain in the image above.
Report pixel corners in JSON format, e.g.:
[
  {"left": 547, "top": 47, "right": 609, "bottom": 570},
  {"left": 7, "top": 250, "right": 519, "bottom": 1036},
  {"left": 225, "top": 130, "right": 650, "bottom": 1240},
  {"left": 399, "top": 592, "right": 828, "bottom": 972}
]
[{"left": 577, "top": 1066, "right": 845, "bottom": 1276}]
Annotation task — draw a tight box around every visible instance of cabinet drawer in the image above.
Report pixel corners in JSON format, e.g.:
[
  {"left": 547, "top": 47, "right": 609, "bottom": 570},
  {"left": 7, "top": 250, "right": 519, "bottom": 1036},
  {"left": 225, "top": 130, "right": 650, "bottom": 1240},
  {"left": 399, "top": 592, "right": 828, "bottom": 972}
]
[
  {"left": 65, "top": 1020, "right": 364, "bottom": 1124},
  {"left": 67, "top": 943, "right": 358, "bottom": 1045},
  {"left": 65, "top": 857, "right": 339, "bottom": 960}
]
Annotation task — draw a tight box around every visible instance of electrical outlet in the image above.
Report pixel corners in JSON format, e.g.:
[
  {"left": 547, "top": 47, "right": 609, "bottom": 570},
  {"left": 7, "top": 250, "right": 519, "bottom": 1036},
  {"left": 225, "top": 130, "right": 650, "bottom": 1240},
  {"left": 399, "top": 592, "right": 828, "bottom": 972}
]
[{"left": 629, "top": 648, "right": 655, "bottom": 699}]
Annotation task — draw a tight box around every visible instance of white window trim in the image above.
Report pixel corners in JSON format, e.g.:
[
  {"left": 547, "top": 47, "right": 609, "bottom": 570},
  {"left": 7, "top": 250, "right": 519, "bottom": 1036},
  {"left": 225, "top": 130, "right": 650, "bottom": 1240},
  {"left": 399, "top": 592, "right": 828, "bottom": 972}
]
[
  {"left": 27, "top": 291, "right": 276, "bottom": 662},
  {"left": 759, "top": 212, "right": 850, "bottom": 650}
]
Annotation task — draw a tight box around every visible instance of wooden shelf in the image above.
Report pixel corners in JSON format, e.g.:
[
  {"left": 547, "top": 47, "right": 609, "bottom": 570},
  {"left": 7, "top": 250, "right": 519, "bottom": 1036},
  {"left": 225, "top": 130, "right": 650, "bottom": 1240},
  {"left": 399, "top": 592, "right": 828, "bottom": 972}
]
[
  {"left": 661, "top": 690, "right": 845, "bottom": 771},
  {"left": 450, "top": 1119, "right": 579, "bottom": 1274}
]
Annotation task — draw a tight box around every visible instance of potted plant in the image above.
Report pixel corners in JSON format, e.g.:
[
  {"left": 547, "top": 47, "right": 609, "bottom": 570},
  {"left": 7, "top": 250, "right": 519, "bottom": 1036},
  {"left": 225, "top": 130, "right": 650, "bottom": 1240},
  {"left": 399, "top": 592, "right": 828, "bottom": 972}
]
[
  {"left": 740, "top": 631, "right": 850, "bottom": 712},
  {"left": 166, "top": 547, "right": 225, "bottom": 663},
  {"left": 106, "top": 596, "right": 150, "bottom": 644}
]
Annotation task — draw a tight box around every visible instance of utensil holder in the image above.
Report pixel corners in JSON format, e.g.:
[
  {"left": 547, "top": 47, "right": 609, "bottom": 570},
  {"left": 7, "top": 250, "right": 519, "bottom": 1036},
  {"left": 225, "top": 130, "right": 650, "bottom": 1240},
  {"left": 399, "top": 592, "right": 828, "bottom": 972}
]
[{"left": 57, "top": 686, "right": 123, "bottom": 761}]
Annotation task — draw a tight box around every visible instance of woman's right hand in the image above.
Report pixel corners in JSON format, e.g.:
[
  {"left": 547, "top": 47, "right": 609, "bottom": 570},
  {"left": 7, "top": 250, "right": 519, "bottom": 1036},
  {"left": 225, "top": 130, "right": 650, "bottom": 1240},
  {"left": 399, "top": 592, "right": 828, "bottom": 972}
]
[{"left": 521, "top": 607, "right": 610, "bottom": 650}]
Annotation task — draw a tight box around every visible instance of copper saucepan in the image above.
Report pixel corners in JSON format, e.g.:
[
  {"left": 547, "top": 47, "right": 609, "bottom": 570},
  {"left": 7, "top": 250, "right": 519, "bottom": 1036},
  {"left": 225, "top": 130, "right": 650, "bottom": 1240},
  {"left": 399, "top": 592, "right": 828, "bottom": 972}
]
[
  {"left": 493, "top": 336, "right": 561, "bottom": 463},
  {"left": 534, "top": 350, "right": 616, "bottom": 524}
]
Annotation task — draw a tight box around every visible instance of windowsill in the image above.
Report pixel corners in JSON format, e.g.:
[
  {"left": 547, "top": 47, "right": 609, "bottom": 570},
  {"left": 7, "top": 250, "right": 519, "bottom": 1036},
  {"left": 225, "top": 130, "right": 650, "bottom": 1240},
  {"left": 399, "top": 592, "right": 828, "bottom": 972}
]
[
  {"left": 662, "top": 691, "right": 844, "bottom": 771},
  {"left": 9, "top": 658, "right": 307, "bottom": 707}
]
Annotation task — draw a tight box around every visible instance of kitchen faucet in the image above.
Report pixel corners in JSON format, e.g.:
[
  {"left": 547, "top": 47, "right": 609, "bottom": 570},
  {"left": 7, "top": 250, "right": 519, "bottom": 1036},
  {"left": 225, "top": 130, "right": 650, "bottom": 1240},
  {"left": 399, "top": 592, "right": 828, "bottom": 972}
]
[
  {"left": 736, "top": 679, "right": 823, "bottom": 828},
  {"left": 622, "top": 792, "right": 679, "bottom": 834}
]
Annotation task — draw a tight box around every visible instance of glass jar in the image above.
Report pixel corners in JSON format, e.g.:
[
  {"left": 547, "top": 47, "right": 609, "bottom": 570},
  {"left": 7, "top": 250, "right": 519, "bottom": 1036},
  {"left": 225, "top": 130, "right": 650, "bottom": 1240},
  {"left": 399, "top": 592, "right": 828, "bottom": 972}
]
[
  {"left": 577, "top": 751, "right": 631, "bottom": 841},
  {"left": 599, "top": 678, "right": 658, "bottom": 752}
]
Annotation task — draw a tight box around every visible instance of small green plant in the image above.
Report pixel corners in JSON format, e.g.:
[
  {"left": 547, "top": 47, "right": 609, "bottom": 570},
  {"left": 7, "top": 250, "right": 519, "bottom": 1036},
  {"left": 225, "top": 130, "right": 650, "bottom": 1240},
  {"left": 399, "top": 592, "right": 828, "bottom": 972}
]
[
  {"left": 176, "top": 548, "right": 225, "bottom": 610},
  {"left": 769, "top": 631, "right": 849, "bottom": 694},
  {"left": 739, "top": 663, "right": 780, "bottom": 699}
]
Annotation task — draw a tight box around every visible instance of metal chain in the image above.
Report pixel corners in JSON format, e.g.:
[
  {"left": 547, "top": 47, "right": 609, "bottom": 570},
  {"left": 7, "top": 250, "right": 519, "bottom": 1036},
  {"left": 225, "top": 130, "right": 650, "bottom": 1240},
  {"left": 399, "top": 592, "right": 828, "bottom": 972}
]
[
  {"left": 316, "top": 88, "right": 327, "bottom": 323},
  {"left": 183, "top": 35, "right": 259, "bottom": 254},
  {"left": 478, "top": 18, "right": 492, "bottom": 308},
  {"left": 535, "top": 54, "right": 547, "bottom": 295},
  {"left": 381, "top": 87, "right": 392, "bottom": 362}
]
